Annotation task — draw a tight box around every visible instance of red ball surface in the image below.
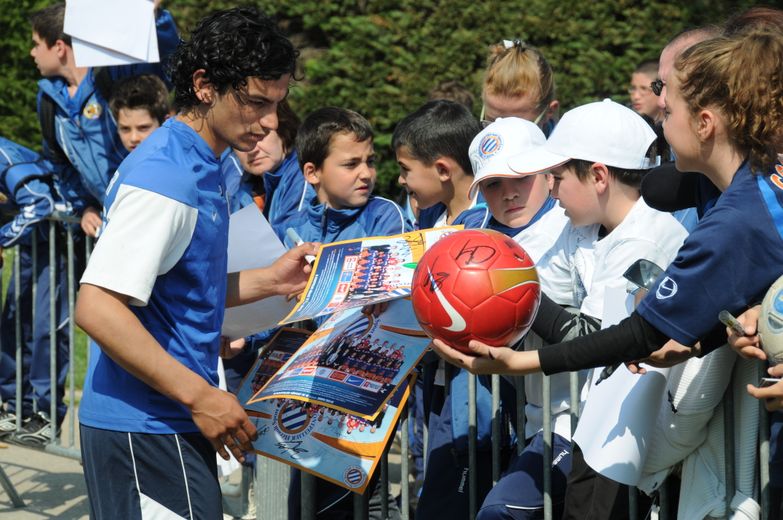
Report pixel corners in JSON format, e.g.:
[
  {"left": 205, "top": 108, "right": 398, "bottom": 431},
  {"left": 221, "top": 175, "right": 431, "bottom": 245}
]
[{"left": 411, "top": 229, "right": 541, "bottom": 353}]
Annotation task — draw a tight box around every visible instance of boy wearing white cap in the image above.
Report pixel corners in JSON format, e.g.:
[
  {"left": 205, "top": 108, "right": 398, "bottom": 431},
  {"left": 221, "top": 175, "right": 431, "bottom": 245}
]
[
  {"left": 435, "top": 100, "right": 690, "bottom": 519},
  {"left": 467, "top": 117, "right": 598, "bottom": 520}
]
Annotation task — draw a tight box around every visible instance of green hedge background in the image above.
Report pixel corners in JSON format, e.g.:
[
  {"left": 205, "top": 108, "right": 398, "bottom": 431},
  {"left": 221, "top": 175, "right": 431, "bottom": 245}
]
[{"left": 0, "top": 1, "right": 760, "bottom": 196}]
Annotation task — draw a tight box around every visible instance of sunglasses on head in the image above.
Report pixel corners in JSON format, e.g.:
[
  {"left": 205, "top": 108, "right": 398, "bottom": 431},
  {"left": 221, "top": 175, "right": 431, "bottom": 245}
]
[{"left": 651, "top": 79, "right": 664, "bottom": 96}]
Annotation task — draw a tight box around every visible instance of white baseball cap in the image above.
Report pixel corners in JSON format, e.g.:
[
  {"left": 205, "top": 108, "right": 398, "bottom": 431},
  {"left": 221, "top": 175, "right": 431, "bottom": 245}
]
[
  {"left": 468, "top": 117, "right": 547, "bottom": 199},
  {"left": 507, "top": 99, "right": 657, "bottom": 175}
]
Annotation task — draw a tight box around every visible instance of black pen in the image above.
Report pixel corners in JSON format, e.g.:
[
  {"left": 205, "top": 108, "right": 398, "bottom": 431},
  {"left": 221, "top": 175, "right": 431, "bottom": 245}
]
[{"left": 594, "top": 362, "right": 619, "bottom": 386}]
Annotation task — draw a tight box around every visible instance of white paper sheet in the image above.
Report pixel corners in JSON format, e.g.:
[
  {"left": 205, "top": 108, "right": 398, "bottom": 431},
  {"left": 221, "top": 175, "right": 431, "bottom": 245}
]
[
  {"left": 65, "top": 0, "right": 159, "bottom": 67},
  {"left": 221, "top": 205, "right": 295, "bottom": 340},
  {"left": 572, "top": 284, "right": 671, "bottom": 486}
]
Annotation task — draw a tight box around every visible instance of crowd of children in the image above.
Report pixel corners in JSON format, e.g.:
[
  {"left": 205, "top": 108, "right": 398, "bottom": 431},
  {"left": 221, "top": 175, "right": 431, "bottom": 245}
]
[{"left": 3, "top": 3, "right": 783, "bottom": 519}]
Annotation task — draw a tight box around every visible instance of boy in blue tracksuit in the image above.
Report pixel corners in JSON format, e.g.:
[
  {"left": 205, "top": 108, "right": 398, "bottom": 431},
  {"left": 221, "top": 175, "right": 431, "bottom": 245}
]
[
  {"left": 285, "top": 107, "right": 410, "bottom": 519},
  {"left": 0, "top": 137, "right": 71, "bottom": 445},
  {"left": 29, "top": 3, "right": 179, "bottom": 231},
  {"left": 281, "top": 107, "right": 410, "bottom": 248},
  {"left": 392, "top": 99, "right": 498, "bottom": 516}
]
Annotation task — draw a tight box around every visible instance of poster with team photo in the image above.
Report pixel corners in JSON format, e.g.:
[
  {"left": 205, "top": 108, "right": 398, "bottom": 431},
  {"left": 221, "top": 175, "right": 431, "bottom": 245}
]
[
  {"left": 246, "top": 298, "right": 429, "bottom": 420},
  {"left": 235, "top": 328, "right": 311, "bottom": 411},
  {"left": 247, "top": 377, "right": 412, "bottom": 495},
  {"left": 279, "top": 226, "right": 462, "bottom": 325}
]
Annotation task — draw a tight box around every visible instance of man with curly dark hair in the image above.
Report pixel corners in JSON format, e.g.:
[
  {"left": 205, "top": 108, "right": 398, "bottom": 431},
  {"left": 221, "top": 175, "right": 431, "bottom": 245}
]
[{"left": 73, "top": 8, "right": 314, "bottom": 518}]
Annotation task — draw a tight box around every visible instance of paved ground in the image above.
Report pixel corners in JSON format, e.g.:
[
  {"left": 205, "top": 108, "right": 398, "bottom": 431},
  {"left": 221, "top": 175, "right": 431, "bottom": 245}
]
[
  {"left": 0, "top": 415, "right": 407, "bottom": 519},
  {"left": 0, "top": 441, "right": 88, "bottom": 519}
]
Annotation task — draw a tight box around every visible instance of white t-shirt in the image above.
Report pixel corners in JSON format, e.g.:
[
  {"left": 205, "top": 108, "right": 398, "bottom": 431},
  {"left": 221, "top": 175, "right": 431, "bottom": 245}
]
[
  {"left": 580, "top": 198, "right": 688, "bottom": 321},
  {"left": 513, "top": 202, "right": 600, "bottom": 440},
  {"left": 81, "top": 184, "right": 198, "bottom": 306}
]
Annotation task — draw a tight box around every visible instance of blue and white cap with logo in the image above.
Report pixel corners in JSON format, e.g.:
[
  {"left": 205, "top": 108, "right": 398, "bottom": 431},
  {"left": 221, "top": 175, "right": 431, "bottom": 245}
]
[
  {"left": 507, "top": 99, "right": 657, "bottom": 175},
  {"left": 468, "top": 117, "right": 547, "bottom": 199}
]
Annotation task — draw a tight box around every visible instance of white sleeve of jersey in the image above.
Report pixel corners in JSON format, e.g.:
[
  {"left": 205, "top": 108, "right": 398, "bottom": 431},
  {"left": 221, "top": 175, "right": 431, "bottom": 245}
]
[{"left": 80, "top": 184, "right": 198, "bottom": 306}]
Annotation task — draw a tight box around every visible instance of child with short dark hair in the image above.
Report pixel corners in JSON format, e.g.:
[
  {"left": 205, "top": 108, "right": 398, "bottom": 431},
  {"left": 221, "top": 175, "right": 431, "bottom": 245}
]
[
  {"left": 109, "top": 75, "right": 171, "bottom": 152},
  {"left": 282, "top": 106, "right": 410, "bottom": 247},
  {"left": 393, "top": 99, "right": 487, "bottom": 229},
  {"left": 628, "top": 60, "right": 661, "bottom": 121},
  {"left": 284, "top": 107, "right": 409, "bottom": 518}
]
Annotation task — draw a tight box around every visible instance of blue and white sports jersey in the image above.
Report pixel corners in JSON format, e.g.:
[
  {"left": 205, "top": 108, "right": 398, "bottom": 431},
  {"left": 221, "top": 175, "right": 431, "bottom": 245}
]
[
  {"left": 638, "top": 161, "right": 783, "bottom": 346},
  {"left": 79, "top": 118, "right": 229, "bottom": 434}
]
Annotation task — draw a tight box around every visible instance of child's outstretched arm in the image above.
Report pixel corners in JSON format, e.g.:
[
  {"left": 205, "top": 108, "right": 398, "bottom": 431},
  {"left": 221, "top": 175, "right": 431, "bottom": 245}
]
[
  {"left": 429, "top": 339, "right": 541, "bottom": 375},
  {"left": 431, "top": 311, "right": 674, "bottom": 376}
]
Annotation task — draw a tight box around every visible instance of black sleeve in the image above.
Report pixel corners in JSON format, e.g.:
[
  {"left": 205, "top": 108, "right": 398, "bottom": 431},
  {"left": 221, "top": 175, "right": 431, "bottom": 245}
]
[
  {"left": 697, "top": 322, "right": 729, "bottom": 356},
  {"left": 537, "top": 311, "right": 670, "bottom": 375},
  {"left": 640, "top": 163, "right": 702, "bottom": 212},
  {"left": 531, "top": 293, "right": 601, "bottom": 344}
]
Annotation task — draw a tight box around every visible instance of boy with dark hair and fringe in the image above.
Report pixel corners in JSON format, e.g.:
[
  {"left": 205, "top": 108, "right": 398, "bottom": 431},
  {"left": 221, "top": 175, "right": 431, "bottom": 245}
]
[
  {"left": 281, "top": 106, "right": 410, "bottom": 248},
  {"left": 393, "top": 99, "right": 488, "bottom": 229},
  {"left": 391, "top": 99, "right": 490, "bottom": 517},
  {"left": 29, "top": 1, "right": 179, "bottom": 238},
  {"left": 74, "top": 8, "right": 316, "bottom": 518},
  {"left": 109, "top": 74, "right": 171, "bottom": 153},
  {"left": 283, "top": 106, "right": 409, "bottom": 519}
]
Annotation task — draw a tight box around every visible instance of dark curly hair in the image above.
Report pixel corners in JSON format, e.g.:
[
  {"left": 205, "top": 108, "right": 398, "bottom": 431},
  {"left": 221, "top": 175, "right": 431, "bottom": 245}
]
[
  {"left": 168, "top": 7, "right": 298, "bottom": 111},
  {"left": 109, "top": 75, "right": 171, "bottom": 124}
]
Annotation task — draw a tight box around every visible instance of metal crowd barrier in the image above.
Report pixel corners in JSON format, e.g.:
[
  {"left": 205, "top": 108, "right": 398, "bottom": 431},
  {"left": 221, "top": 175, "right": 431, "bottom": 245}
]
[{"left": 0, "top": 213, "right": 772, "bottom": 520}]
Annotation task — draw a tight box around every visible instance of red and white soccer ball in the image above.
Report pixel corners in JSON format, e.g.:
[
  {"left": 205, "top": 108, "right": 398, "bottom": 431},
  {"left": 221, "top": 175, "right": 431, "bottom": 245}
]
[{"left": 411, "top": 229, "right": 541, "bottom": 354}]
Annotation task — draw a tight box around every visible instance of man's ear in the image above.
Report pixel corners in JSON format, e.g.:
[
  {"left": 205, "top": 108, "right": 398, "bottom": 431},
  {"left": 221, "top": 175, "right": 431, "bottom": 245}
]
[
  {"left": 192, "top": 69, "right": 215, "bottom": 105},
  {"left": 591, "top": 163, "right": 611, "bottom": 194},
  {"left": 434, "top": 157, "right": 453, "bottom": 182},
  {"left": 302, "top": 162, "right": 319, "bottom": 186}
]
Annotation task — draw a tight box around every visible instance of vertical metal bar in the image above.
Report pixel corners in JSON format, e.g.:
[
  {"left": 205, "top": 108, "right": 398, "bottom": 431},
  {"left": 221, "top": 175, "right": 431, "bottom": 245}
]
[
  {"left": 48, "top": 221, "right": 56, "bottom": 444},
  {"left": 380, "top": 450, "right": 389, "bottom": 519},
  {"left": 491, "top": 374, "right": 500, "bottom": 483},
  {"left": 66, "top": 225, "right": 76, "bottom": 449},
  {"left": 724, "top": 385, "right": 736, "bottom": 517},
  {"left": 542, "top": 375, "right": 552, "bottom": 520},
  {"left": 468, "top": 372, "right": 477, "bottom": 520},
  {"left": 85, "top": 235, "right": 92, "bottom": 368},
  {"left": 85, "top": 234, "right": 93, "bottom": 262},
  {"left": 569, "top": 371, "right": 580, "bottom": 438},
  {"left": 516, "top": 376, "right": 526, "bottom": 455},
  {"left": 30, "top": 236, "right": 37, "bottom": 415},
  {"left": 400, "top": 402, "right": 410, "bottom": 520},
  {"left": 301, "top": 471, "right": 316, "bottom": 520},
  {"left": 658, "top": 481, "right": 669, "bottom": 520},
  {"left": 256, "top": 456, "right": 290, "bottom": 520},
  {"left": 628, "top": 486, "right": 638, "bottom": 520},
  {"left": 421, "top": 365, "right": 430, "bottom": 469},
  {"left": 240, "top": 465, "right": 252, "bottom": 518},
  {"left": 14, "top": 247, "right": 22, "bottom": 431},
  {"left": 759, "top": 360, "right": 771, "bottom": 520},
  {"left": 353, "top": 489, "right": 369, "bottom": 518}
]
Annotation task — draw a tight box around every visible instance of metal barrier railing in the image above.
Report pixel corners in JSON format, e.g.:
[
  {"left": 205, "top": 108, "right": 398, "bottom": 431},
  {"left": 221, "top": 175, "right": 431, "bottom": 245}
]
[{"left": 0, "top": 214, "right": 771, "bottom": 519}]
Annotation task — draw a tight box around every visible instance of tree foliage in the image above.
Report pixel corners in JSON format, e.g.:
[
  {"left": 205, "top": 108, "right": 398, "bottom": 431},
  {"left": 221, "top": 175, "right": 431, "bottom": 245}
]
[{"left": 1, "top": 0, "right": 757, "bottom": 195}]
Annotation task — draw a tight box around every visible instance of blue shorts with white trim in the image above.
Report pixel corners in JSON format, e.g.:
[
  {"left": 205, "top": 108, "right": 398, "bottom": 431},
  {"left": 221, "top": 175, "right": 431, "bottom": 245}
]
[
  {"left": 80, "top": 424, "right": 221, "bottom": 519},
  {"left": 477, "top": 431, "right": 571, "bottom": 520}
]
